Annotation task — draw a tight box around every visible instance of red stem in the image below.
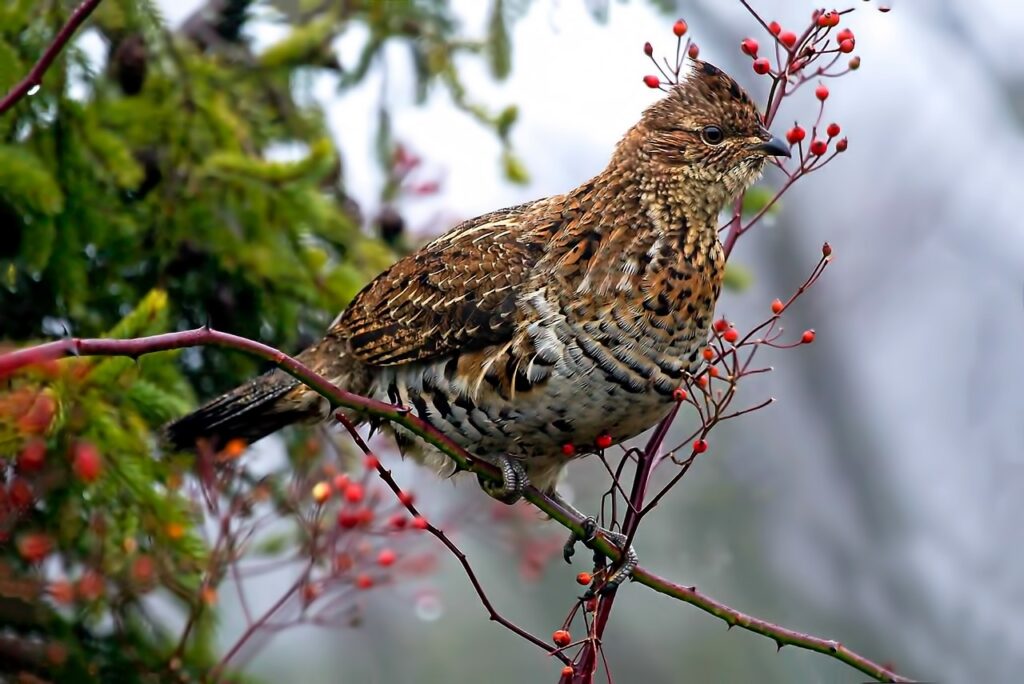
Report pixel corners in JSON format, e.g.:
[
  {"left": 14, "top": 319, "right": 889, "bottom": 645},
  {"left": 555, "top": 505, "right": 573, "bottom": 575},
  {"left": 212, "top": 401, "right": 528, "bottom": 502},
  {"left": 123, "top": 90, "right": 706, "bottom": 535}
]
[{"left": 0, "top": 0, "right": 105, "bottom": 115}]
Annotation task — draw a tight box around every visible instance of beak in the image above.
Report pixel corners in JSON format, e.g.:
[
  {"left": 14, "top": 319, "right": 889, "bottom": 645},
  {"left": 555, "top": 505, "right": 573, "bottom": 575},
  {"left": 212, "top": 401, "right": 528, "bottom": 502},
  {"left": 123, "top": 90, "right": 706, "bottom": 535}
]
[{"left": 751, "top": 135, "right": 791, "bottom": 158}]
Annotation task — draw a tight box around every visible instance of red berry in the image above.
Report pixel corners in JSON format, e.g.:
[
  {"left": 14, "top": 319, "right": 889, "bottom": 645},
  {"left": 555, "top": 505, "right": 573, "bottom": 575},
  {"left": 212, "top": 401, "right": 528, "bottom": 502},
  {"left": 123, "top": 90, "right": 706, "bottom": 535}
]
[
  {"left": 740, "top": 38, "right": 759, "bottom": 57},
  {"left": 768, "top": 21, "right": 781, "bottom": 36},
  {"left": 836, "top": 28, "right": 854, "bottom": 43},
  {"left": 364, "top": 455, "right": 379, "bottom": 470},
  {"left": 839, "top": 39, "right": 855, "bottom": 53},
  {"left": 815, "top": 84, "right": 830, "bottom": 101},
  {"left": 786, "top": 125, "right": 806, "bottom": 144},
  {"left": 72, "top": 441, "right": 102, "bottom": 483},
  {"left": 17, "top": 533, "right": 53, "bottom": 563},
  {"left": 337, "top": 511, "right": 360, "bottom": 529},
  {"left": 131, "top": 555, "right": 156, "bottom": 586},
  {"left": 576, "top": 571, "right": 593, "bottom": 585},
  {"left": 552, "top": 629, "right": 572, "bottom": 647},
  {"left": 672, "top": 20, "right": 687, "bottom": 37},
  {"left": 708, "top": 366, "right": 719, "bottom": 378},
  {"left": 672, "top": 387, "right": 687, "bottom": 402},
  {"left": 836, "top": 137, "right": 848, "bottom": 152},
  {"left": 17, "top": 392, "right": 55, "bottom": 435},
  {"left": 810, "top": 139, "right": 828, "bottom": 156},
  {"left": 643, "top": 41, "right": 653, "bottom": 56},
  {"left": 344, "top": 482, "right": 365, "bottom": 503},
  {"left": 778, "top": 31, "right": 797, "bottom": 48},
  {"left": 771, "top": 298, "right": 784, "bottom": 314},
  {"left": 9, "top": 478, "right": 33, "bottom": 508},
  {"left": 398, "top": 490, "right": 415, "bottom": 506},
  {"left": 355, "top": 574, "right": 374, "bottom": 590},
  {"left": 801, "top": 330, "right": 816, "bottom": 344},
  {"left": 411, "top": 516, "right": 429, "bottom": 530},
  {"left": 752, "top": 58, "right": 771, "bottom": 75},
  {"left": 723, "top": 327, "right": 739, "bottom": 344},
  {"left": 17, "top": 439, "right": 46, "bottom": 473},
  {"left": 696, "top": 376, "right": 708, "bottom": 389},
  {"left": 692, "top": 439, "right": 708, "bottom": 454},
  {"left": 702, "top": 347, "right": 714, "bottom": 361},
  {"left": 713, "top": 318, "right": 729, "bottom": 333},
  {"left": 77, "top": 570, "right": 105, "bottom": 601},
  {"left": 561, "top": 443, "right": 576, "bottom": 457},
  {"left": 595, "top": 433, "right": 613, "bottom": 449},
  {"left": 643, "top": 75, "right": 660, "bottom": 89},
  {"left": 377, "top": 548, "right": 397, "bottom": 567},
  {"left": 687, "top": 43, "right": 700, "bottom": 59},
  {"left": 562, "top": 666, "right": 575, "bottom": 677},
  {"left": 822, "top": 242, "right": 833, "bottom": 257},
  {"left": 357, "top": 507, "right": 375, "bottom": 525},
  {"left": 389, "top": 513, "right": 408, "bottom": 529},
  {"left": 826, "top": 122, "right": 841, "bottom": 138},
  {"left": 332, "top": 474, "right": 349, "bottom": 492},
  {"left": 817, "top": 12, "right": 834, "bottom": 27}
]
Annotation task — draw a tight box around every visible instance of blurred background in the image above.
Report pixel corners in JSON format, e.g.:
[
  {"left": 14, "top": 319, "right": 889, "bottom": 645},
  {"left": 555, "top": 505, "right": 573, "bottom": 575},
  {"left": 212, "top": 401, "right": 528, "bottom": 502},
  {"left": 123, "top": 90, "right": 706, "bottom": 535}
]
[{"left": 4, "top": 0, "right": 1024, "bottom": 681}]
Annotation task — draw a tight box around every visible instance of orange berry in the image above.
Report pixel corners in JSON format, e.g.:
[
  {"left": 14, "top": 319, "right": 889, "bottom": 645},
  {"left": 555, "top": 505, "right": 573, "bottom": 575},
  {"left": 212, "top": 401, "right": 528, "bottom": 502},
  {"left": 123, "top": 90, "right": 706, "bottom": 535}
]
[
  {"left": 771, "top": 299, "right": 784, "bottom": 314},
  {"left": 48, "top": 580, "right": 75, "bottom": 605},
  {"left": 696, "top": 376, "right": 708, "bottom": 389},
  {"left": 17, "top": 533, "right": 53, "bottom": 562},
  {"left": 552, "top": 629, "right": 572, "bottom": 647},
  {"left": 702, "top": 347, "right": 714, "bottom": 361},
  {"left": 562, "top": 666, "right": 575, "bottom": 676},
  {"left": 576, "top": 572, "right": 593, "bottom": 585},
  {"left": 672, "top": 19, "right": 687, "bottom": 37},
  {"left": 166, "top": 521, "right": 185, "bottom": 540},
  {"left": 222, "top": 438, "right": 247, "bottom": 459},
  {"left": 77, "top": 570, "right": 105, "bottom": 601},
  {"left": 311, "top": 481, "right": 331, "bottom": 504},
  {"left": 708, "top": 366, "right": 719, "bottom": 378},
  {"left": 17, "top": 392, "right": 56, "bottom": 435}
]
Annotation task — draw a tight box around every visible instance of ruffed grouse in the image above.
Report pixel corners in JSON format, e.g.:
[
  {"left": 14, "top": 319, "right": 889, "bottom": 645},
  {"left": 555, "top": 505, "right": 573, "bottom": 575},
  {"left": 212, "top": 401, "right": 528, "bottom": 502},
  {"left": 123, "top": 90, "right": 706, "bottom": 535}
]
[{"left": 167, "top": 59, "right": 789, "bottom": 586}]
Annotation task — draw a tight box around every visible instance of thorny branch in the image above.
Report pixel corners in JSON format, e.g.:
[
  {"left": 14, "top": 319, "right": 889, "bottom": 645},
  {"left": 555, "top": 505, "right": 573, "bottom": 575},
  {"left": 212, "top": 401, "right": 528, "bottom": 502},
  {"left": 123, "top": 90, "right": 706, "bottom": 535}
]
[{"left": 0, "top": 327, "right": 910, "bottom": 682}]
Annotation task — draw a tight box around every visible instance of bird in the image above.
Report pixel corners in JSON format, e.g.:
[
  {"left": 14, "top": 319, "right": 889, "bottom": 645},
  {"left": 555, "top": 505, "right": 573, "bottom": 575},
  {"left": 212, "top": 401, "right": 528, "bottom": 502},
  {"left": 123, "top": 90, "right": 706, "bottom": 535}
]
[{"left": 166, "top": 58, "right": 790, "bottom": 589}]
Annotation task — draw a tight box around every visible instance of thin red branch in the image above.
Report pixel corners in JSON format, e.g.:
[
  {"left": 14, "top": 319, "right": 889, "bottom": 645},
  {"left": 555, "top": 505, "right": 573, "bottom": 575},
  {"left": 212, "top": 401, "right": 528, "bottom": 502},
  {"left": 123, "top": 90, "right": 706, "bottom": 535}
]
[
  {"left": 0, "top": 329, "right": 909, "bottom": 682},
  {"left": 0, "top": 0, "right": 105, "bottom": 115}
]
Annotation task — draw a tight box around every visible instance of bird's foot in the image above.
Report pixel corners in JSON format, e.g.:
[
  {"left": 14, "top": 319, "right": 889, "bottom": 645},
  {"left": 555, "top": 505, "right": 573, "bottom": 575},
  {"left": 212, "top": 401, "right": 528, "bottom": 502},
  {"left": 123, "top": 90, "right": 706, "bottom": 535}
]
[
  {"left": 563, "top": 517, "right": 639, "bottom": 597},
  {"left": 477, "top": 455, "right": 528, "bottom": 505}
]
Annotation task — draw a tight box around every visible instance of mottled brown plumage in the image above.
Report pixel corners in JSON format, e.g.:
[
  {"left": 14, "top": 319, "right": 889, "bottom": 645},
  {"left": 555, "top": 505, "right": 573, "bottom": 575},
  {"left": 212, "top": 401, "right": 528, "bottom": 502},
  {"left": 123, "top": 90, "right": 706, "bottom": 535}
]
[{"left": 167, "top": 60, "right": 788, "bottom": 501}]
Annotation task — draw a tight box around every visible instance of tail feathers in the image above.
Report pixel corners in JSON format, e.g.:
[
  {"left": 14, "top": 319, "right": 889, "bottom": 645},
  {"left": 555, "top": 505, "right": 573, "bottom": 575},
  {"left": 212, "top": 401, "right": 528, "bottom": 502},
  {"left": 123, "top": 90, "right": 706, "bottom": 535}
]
[{"left": 164, "top": 369, "right": 315, "bottom": 451}]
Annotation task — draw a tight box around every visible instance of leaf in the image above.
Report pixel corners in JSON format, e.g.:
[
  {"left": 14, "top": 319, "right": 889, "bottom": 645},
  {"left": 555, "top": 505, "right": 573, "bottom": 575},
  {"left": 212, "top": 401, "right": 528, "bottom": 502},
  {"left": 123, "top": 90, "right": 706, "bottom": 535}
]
[
  {"left": 18, "top": 216, "right": 55, "bottom": 271},
  {"left": 487, "top": 0, "right": 511, "bottom": 80},
  {"left": 502, "top": 150, "right": 530, "bottom": 185},
  {"left": 723, "top": 263, "right": 754, "bottom": 292},
  {"left": 741, "top": 186, "right": 781, "bottom": 218},
  {"left": 0, "top": 145, "right": 64, "bottom": 216}
]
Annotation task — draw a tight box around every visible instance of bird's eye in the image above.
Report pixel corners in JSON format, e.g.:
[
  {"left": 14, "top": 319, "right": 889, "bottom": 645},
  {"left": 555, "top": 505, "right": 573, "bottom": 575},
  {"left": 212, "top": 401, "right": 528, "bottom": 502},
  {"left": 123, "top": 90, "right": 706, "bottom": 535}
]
[{"left": 700, "top": 125, "right": 725, "bottom": 145}]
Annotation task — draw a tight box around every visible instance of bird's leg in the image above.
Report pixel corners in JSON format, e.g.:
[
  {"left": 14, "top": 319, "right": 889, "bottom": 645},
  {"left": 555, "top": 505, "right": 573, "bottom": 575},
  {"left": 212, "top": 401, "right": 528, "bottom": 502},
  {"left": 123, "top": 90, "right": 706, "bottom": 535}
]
[
  {"left": 477, "top": 455, "right": 528, "bottom": 505},
  {"left": 554, "top": 491, "right": 638, "bottom": 596}
]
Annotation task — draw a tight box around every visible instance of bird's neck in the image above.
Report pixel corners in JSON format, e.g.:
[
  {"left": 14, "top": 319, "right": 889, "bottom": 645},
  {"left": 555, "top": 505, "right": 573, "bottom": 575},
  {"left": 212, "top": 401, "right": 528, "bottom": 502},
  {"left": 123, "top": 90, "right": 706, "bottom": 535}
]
[{"left": 548, "top": 130, "right": 723, "bottom": 289}]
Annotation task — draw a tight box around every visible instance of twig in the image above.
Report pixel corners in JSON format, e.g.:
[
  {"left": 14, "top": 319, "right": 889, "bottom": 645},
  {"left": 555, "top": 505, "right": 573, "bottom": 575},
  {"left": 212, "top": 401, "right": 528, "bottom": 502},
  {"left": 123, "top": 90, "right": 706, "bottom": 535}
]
[
  {"left": 0, "top": 330, "right": 912, "bottom": 682},
  {"left": 334, "top": 412, "right": 569, "bottom": 663},
  {"left": 0, "top": 0, "right": 105, "bottom": 115}
]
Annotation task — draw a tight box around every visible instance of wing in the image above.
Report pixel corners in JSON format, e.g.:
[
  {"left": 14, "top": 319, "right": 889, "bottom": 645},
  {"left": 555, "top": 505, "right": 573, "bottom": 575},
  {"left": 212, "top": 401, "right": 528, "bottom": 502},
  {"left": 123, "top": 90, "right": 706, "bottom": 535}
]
[{"left": 333, "top": 202, "right": 551, "bottom": 366}]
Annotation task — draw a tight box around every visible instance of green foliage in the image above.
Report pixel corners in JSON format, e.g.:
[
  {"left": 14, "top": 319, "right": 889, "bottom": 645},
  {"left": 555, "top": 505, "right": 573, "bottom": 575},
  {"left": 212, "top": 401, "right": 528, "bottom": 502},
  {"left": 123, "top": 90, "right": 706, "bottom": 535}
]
[{"left": 0, "top": 0, "right": 528, "bottom": 680}]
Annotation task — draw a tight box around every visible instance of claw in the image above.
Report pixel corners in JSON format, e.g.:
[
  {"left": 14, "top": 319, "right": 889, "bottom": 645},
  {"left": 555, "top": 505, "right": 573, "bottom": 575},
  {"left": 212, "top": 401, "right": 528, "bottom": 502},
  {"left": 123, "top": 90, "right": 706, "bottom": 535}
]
[
  {"left": 477, "top": 455, "right": 528, "bottom": 505},
  {"left": 563, "top": 517, "right": 638, "bottom": 596}
]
